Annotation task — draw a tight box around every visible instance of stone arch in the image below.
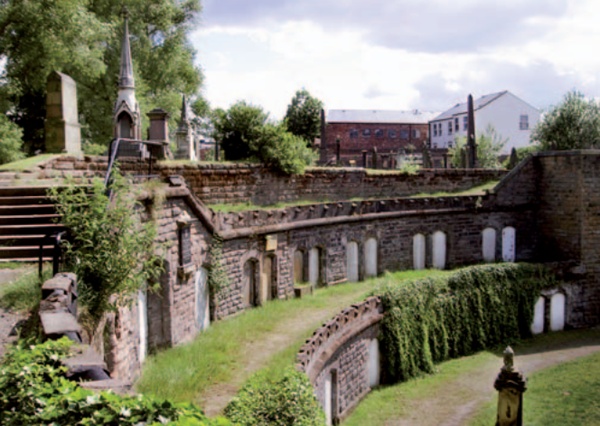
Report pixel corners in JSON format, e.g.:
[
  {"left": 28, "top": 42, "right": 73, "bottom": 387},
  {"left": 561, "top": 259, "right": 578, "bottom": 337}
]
[
  {"left": 502, "top": 226, "right": 516, "bottom": 262},
  {"left": 293, "top": 248, "right": 306, "bottom": 284},
  {"left": 481, "top": 227, "right": 497, "bottom": 263},
  {"left": 117, "top": 111, "right": 134, "bottom": 139},
  {"left": 346, "top": 241, "right": 359, "bottom": 282},
  {"left": 364, "top": 237, "right": 378, "bottom": 278},
  {"left": 550, "top": 292, "right": 566, "bottom": 331},
  {"left": 243, "top": 258, "right": 260, "bottom": 307},
  {"left": 431, "top": 230, "right": 447, "bottom": 270},
  {"left": 413, "top": 233, "right": 426, "bottom": 270}
]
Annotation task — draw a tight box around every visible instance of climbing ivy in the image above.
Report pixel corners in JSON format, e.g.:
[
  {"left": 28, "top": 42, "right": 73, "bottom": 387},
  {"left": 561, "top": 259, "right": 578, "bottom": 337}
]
[
  {"left": 378, "top": 263, "right": 556, "bottom": 383},
  {"left": 207, "top": 234, "right": 229, "bottom": 297}
]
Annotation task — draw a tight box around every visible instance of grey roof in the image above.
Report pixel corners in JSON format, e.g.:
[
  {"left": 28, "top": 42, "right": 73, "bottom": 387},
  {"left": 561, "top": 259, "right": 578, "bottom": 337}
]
[
  {"left": 327, "top": 109, "right": 438, "bottom": 124},
  {"left": 432, "top": 91, "right": 509, "bottom": 121}
]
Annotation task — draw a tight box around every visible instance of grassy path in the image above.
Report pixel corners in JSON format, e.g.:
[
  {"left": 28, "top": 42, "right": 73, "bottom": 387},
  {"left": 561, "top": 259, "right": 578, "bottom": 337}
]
[
  {"left": 137, "top": 270, "right": 446, "bottom": 417},
  {"left": 344, "top": 328, "right": 600, "bottom": 426}
]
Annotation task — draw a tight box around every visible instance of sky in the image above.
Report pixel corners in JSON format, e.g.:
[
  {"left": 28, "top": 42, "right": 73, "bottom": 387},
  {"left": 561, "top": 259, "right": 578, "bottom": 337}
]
[{"left": 190, "top": 0, "right": 600, "bottom": 119}]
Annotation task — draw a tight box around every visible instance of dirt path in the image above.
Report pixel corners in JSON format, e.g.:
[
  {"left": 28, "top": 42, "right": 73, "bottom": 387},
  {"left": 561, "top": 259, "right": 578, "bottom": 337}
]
[
  {"left": 0, "top": 267, "right": 30, "bottom": 359},
  {"left": 200, "top": 290, "right": 368, "bottom": 417},
  {"left": 384, "top": 330, "right": 600, "bottom": 426}
]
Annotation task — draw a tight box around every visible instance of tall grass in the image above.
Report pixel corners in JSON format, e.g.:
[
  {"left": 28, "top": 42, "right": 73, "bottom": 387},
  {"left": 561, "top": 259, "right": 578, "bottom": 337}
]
[{"left": 0, "top": 267, "right": 49, "bottom": 312}]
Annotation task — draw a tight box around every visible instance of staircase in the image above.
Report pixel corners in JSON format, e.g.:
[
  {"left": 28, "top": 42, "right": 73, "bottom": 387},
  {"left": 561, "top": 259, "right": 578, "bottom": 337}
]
[{"left": 0, "top": 185, "right": 65, "bottom": 263}]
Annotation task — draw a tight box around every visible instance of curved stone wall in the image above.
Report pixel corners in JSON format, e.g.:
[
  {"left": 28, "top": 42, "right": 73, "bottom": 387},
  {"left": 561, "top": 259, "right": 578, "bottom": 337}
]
[{"left": 296, "top": 296, "right": 383, "bottom": 423}]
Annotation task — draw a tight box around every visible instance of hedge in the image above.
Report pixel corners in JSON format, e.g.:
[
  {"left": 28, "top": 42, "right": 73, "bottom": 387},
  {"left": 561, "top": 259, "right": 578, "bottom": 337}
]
[{"left": 377, "top": 263, "right": 556, "bottom": 383}]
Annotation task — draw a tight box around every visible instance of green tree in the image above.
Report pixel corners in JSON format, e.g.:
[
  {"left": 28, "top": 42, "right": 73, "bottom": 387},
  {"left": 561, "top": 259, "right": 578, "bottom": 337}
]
[
  {"left": 449, "top": 125, "right": 506, "bottom": 169},
  {"left": 212, "top": 101, "right": 269, "bottom": 161},
  {"left": 258, "top": 123, "right": 317, "bottom": 175},
  {"left": 283, "top": 89, "right": 323, "bottom": 145},
  {"left": 532, "top": 90, "right": 600, "bottom": 150},
  {"left": 0, "top": 113, "right": 25, "bottom": 165},
  {"left": 0, "top": 0, "right": 204, "bottom": 153}
]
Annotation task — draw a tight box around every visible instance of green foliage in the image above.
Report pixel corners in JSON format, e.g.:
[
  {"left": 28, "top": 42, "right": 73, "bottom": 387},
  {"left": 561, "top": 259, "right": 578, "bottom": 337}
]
[
  {"left": 0, "top": 113, "right": 25, "bottom": 165},
  {"left": 0, "top": 0, "right": 204, "bottom": 152},
  {"left": 503, "top": 145, "right": 540, "bottom": 169},
  {"left": 82, "top": 141, "right": 108, "bottom": 156},
  {"left": 207, "top": 235, "right": 228, "bottom": 297},
  {"left": 224, "top": 368, "right": 325, "bottom": 426},
  {"left": 213, "top": 101, "right": 315, "bottom": 174},
  {"left": 283, "top": 89, "right": 324, "bottom": 145},
  {"left": 0, "top": 268, "right": 49, "bottom": 313},
  {"left": 49, "top": 173, "right": 163, "bottom": 326},
  {"left": 378, "top": 263, "right": 556, "bottom": 383},
  {"left": 449, "top": 125, "right": 507, "bottom": 169},
  {"left": 532, "top": 90, "right": 600, "bottom": 151},
  {"left": 0, "top": 337, "right": 230, "bottom": 425}
]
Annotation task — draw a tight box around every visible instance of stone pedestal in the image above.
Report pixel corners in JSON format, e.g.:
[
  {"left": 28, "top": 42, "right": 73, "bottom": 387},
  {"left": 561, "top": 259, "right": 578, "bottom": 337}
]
[
  {"left": 494, "top": 347, "right": 527, "bottom": 426},
  {"left": 45, "top": 71, "right": 81, "bottom": 155}
]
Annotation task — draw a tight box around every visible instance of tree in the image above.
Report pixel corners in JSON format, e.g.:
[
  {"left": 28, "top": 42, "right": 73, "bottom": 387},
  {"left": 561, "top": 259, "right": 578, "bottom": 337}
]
[
  {"left": 0, "top": 0, "right": 204, "bottom": 153},
  {"left": 283, "top": 89, "right": 323, "bottom": 145},
  {"left": 449, "top": 125, "right": 506, "bottom": 169},
  {"left": 0, "top": 113, "right": 25, "bottom": 165},
  {"left": 532, "top": 91, "right": 600, "bottom": 150},
  {"left": 212, "top": 101, "right": 316, "bottom": 174}
]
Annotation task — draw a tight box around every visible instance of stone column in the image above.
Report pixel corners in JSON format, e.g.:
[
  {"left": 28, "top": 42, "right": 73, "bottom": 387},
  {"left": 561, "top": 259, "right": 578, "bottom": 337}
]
[
  {"left": 45, "top": 71, "right": 82, "bottom": 155},
  {"left": 494, "top": 347, "right": 526, "bottom": 426}
]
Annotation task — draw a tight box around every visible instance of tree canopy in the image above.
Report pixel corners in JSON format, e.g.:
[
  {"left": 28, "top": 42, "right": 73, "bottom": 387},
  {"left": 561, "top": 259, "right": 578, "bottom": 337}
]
[
  {"left": 212, "top": 100, "right": 316, "bottom": 174},
  {"left": 283, "top": 89, "right": 323, "bottom": 145},
  {"left": 531, "top": 91, "right": 600, "bottom": 150},
  {"left": 0, "top": 0, "right": 204, "bottom": 153}
]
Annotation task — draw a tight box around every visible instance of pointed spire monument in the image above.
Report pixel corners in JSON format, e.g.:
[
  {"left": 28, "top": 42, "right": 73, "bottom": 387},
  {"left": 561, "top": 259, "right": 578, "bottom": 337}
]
[
  {"left": 174, "top": 94, "right": 196, "bottom": 160},
  {"left": 114, "top": 7, "right": 141, "bottom": 140}
]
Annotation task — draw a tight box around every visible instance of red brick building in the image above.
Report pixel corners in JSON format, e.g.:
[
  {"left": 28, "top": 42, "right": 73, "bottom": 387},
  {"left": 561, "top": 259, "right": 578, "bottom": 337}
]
[{"left": 320, "top": 109, "right": 437, "bottom": 167}]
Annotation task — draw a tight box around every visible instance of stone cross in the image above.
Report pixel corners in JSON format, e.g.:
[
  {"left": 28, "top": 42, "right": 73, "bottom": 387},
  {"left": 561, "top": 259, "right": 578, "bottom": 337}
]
[{"left": 494, "top": 346, "right": 527, "bottom": 426}]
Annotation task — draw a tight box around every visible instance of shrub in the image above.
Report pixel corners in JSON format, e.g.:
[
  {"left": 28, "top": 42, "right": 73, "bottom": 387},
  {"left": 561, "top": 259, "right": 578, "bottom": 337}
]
[
  {"left": 0, "top": 338, "right": 229, "bottom": 425},
  {"left": 0, "top": 114, "right": 25, "bottom": 165},
  {"left": 377, "top": 263, "right": 556, "bottom": 383},
  {"left": 224, "top": 368, "right": 325, "bottom": 426}
]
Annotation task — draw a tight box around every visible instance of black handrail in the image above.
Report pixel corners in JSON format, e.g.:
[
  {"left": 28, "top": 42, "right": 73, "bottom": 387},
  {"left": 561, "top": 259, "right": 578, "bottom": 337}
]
[{"left": 39, "top": 231, "right": 67, "bottom": 279}]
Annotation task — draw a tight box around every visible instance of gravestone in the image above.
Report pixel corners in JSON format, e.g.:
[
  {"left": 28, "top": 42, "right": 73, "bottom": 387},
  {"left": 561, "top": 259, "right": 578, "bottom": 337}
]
[
  {"left": 502, "top": 227, "right": 516, "bottom": 262},
  {"left": 413, "top": 234, "right": 426, "bottom": 270},
  {"left": 550, "top": 293, "right": 566, "bottom": 331},
  {"left": 432, "top": 231, "right": 447, "bottom": 269},
  {"left": 367, "top": 338, "right": 380, "bottom": 387},
  {"left": 482, "top": 228, "right": 497, "bottom": 262},
  {"left": 364, "top": 238, "right": 378, "bottom": 278},
  {"left": 45, "top": 71, "right": 81, "bottom": 154},
  {"left": 195, "top": 268, "right": 210, "bottom": 331},
  {"left": 531, "top": 297, "right": 545, "bottom": 334},
  {"left": 346, "top": 241, "right": 359, "bottom": 282},
  {"left": 494, "top": 347, "right": 526, "bottom": 426},
  {"left": 309, "top": 247, "right": 320, "bottom": 287}
]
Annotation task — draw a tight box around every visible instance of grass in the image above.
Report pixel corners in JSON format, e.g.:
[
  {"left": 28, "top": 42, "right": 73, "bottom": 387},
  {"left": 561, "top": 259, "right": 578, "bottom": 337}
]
[
  {"left": 136, "top": 269, "right": 448, "bottom": 404},
  {"left": 469, "top": 333, "right": 600, "bottom": 426},
  {"left": 409, "top": 180, "right": 499, "bottom": 198},
  {"left": 0, "top": 154, "right": 61, "bottom": 171},
  {"left": 0, "top": 266, "right": 49, "bottom": 312},
  {"left": 344, "top": 329, "right": 600, "bottom": 426}
]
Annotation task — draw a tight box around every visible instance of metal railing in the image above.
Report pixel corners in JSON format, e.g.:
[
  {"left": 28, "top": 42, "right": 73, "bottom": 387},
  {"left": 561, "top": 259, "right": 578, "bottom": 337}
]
[{"left": 39, "top": 231, "right": 67, "bottom": 279}]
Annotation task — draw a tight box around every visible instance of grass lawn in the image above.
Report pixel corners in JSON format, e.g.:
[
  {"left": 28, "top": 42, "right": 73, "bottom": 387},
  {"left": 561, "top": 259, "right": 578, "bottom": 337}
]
[
  {"left": 0, "top": 154, "right": 61, "bottom": 172},
  {"left": 136, "top": 269, "right": 448, "bottom": 405},
  {"left": 469, "top": 340, "right": 600, "bottom": 426},
  {"left": 344, "top": 329, "right": 600, "bottom": 426},
  {"left": 0, "top": 265, "right": 48, "bottom": 312}
]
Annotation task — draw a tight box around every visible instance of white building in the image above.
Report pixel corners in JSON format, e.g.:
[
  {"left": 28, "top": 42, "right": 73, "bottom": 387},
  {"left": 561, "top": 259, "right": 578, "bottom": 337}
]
[{"left": 429, "top": 91, "right": 541, "bottom": 154}]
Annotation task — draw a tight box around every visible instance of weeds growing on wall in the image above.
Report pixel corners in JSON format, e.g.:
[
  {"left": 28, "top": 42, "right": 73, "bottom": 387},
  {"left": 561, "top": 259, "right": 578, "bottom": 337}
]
[
  {"left": 0, "top": 338, "right": 230, "bottom": 425},
  {"left": 207, "top": 234, "right": 229, "bottom": 298},
  {"left": 49, "top": 174, "right": 163, "bottom": 328},
  {"left": 378, "top": 263, "right": 556, "bottom": 383}
]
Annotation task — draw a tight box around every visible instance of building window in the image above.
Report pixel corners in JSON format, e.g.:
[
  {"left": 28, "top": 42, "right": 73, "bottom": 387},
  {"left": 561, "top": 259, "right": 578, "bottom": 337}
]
[
  {"left": 463, "top": 116, "right": 468, "bottom": 131},
  {"left": 519, "top": 114, "right": 529, "bottom": 130},
  {"left": 375, "top": 129, "right": 384, "bottom": 138},
  {"left": 454, "top": 118, "right": 459, "bottom": 132},
  {"left": 448, "top": 140, "right": 453, "bottom": 148},
  {"left": 437, "top": 123, "right": 442, "bottom": 136},
  {"left": 362, "top": 129, "right": 371, "bottom": 137},
  {"left": 433, "top": 142, "right": 438, "bottom": 149},
  {"left": 400, "top": 129, "right": 409, "bottom": 140},
  {"left": 448, "top": 121, "right": 453, "bottom": 135},
  {"left": 349, "top": 129, "right": 358, "bottom": 138},
  {"left": 412, "top": 129, "right": 421, "bottom": 139},
  {"left": 432, "top": 125, "right": 437, "bottom": 137},
  {"left": 388, "top": 129, "right": 397, "bottom": 138}
]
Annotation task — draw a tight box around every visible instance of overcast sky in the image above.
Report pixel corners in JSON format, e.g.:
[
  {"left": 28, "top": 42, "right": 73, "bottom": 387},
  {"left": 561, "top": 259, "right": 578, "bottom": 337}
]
[{"left": 191, "top": 0, "right": 600, "bottom": 119}]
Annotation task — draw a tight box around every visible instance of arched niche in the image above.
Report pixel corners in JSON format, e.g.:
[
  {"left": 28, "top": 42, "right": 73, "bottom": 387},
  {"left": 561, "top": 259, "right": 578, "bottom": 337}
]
[
  {"left": 502, "top": 226, "right": 516, "bottom": 262},
  {"left": 309, "top": 247, "right": 320, "bottom": 287},
  {"left": 293, "top": 249, "right": 304, "bottom": 284},
  {"left": 364, "top": 238, "right": 378, "bottom": 278},
  {"left": 431, "top": 231, "right": 447, "bottom": 270},
  {"left": 413, "top": 233, "right": 426, "bottom": 270},
  {"left": 531, "top": 296, "right": 545, "bottom": 335},
  {"left": 482, "top": 228, "right": 496, "bottom": 263},
  {"left": 346, "top": 241, "right": 359, "bottom": 282},
  {"left": 550, "top": 293, "right": 566, "bottom": 331},
  {"left": 243, "top": 259, "right": 259, "bottom": 307}
]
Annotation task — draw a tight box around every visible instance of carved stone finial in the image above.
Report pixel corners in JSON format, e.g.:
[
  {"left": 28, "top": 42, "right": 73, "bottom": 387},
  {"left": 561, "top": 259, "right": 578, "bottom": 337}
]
[
  {"left": 121, "top": 5, "right": 130, "bottom": 20},
  {"left": 503, "top": 346, "right": 514, "bottom": 372}
]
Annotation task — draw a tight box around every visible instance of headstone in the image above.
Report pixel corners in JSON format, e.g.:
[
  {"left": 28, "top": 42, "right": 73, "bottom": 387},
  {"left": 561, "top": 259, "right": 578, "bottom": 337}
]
[
  {"left": 550, "top": 293, "right": 566, "bottom": 331},
  {"left": 502, "top": 227, "right": 516, "bottom": 262},
  {"left": 494, "top": 347, "right": 526, "bottom": 426},
  {"left": 367, "top": 338, "right": 381, "bottom": 387},
  {"left": 147, "top": 108, "right": 170, "bottom": 159},
  {"left": 432, "top": 231, "right": 446, "bottom": 269},
  {"left": 413, "top": 234, "right": 426, "bottom": 270},
  {"left": 482, "top": 228, "right": 497, "bottom": 262},
  {"left": 309, "top": 247, "right": 320, "bottom": 287},
  {"left": 195, "top": 267, "right": 210, "bottom": 331},
  {"left": 364, "top": 238, "right": 377, "bottom": 278},
  {"left": 45, "top": 71, "right": 82, "bottom": 154},
  {"left": 531, "top": 297, "right": 545, "bottom": 334},
  {"left": 324, "top": 372, "right": 333, "bottom": 426},
  {"left": 346, "top": 241, "right": 359, "bottom": 282}
]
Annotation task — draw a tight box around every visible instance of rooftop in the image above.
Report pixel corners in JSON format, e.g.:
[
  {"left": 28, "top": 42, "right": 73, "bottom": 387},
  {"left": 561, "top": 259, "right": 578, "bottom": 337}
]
[{"left": 327, "top": 109, "right": 438, "bottom": 124}]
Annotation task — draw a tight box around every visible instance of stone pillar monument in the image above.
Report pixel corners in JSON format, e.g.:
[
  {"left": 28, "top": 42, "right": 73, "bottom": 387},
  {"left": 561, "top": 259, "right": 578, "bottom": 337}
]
[
  {"left": 174, "top": 95, "right": 196, "bottom": 161},
  {"left": 147, "top": 108, "right": 170, "bottom": 159},
  {"left": 467, "top": 94, "right": 477, "bottom": 168},
  {"left": 45, "top": 71, "right": 82, "bottom": 154},
  {"left": 494, "top": 347, "right": 526, "bottom": 426}
]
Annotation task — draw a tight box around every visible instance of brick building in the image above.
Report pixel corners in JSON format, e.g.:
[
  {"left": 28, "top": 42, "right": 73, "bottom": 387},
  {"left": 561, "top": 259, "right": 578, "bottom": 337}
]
[{"left": 320, "top": 109, "right": 438, "bottom": 167}]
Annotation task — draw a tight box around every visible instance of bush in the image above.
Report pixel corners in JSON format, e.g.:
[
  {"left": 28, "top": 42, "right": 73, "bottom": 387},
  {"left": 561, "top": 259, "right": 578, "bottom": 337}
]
[
  {"left": 377, "top": 263, "right": 556, "bottom": 383},
  {"left": 0, "top": 114, "right": 25, "bottom": 165},
  {"left": 224, "top": 368, "right": 325, "bottom": 426},
  {"left": 0, "top": 338, "right": 229, "bottom": 425}
]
